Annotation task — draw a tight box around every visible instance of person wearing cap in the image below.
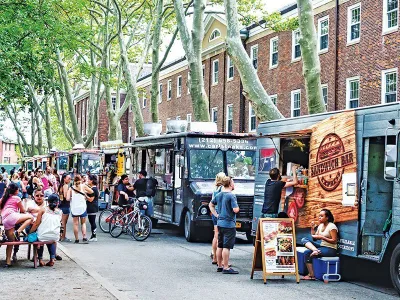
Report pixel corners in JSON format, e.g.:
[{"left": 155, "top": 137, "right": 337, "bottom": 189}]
[{"left": 29, "top": 193, "right": 62, "bottom": 267}]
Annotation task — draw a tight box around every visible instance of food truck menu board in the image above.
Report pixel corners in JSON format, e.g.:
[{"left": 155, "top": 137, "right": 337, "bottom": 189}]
[{"left": 251, "top": 218, "right": 299, "bottom": 284}]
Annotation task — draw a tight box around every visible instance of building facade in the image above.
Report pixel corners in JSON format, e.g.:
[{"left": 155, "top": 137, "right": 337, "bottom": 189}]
[
  {"left": 76, "top": 0, "right": 399, "bottom": 142},
  {"left": 0, "top": 139, "right": 19, "bottom": 164}
]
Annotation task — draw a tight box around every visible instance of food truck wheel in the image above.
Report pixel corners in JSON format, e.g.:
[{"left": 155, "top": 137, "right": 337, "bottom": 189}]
[
  {"left": 390, "top": 244, "right": 400, "bottom": 295},
  {"left": 184, "top": 211, "right": 197, "bottom": 242}
]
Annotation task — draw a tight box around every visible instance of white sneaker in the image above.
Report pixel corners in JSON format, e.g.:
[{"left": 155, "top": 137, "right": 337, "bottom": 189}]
[{"left": 89, "top": 237, "right": 97, "bottom": 242}]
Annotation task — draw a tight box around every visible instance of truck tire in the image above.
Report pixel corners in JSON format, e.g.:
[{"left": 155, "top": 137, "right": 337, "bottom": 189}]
[
  {"left": 246, "top": 231, "right": 254, "bottom": 244},
  {"left": 184, "top": 211, "right": 197, "bottom": 242},
  {"left": 390, "top": 243, "right": 400, "bottom": 295}
]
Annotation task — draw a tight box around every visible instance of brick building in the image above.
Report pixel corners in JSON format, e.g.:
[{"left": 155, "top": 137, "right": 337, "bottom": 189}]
[
  {"left": 76, "top": 0, "right": 399, "bottom": 142},
  {"left": 0, "top": 139, "right": 18, "bottom": 164}
]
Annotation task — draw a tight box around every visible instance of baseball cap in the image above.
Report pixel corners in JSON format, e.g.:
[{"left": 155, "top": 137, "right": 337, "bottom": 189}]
[{"left": 47, "top": 193, "right": 60, "bottom": 204}]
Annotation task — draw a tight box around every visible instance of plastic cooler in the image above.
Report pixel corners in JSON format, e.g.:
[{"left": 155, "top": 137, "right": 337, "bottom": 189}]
[
  {"left": 312, "top": 257, "right": 341, "bottom": 282},
  {"left": 296, "top": 247, "right": 308, "bottom": 275}
]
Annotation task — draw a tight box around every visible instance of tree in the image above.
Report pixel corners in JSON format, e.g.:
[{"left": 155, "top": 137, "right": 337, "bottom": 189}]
[{"left": 296, "top": 0, "right": 326, "bottom": 114}]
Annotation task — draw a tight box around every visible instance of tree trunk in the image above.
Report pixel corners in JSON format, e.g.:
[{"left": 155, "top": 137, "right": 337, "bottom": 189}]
[
  {"left": 174, "top": 0, "right": 210, "bottom": 121},
  {"left": 35, "top": 108, "right": 44, "bottom": 155},
  {"left": 30, "top": 107, "right": 36, "bottom": 156},
  {"left": 224, "top": 0, "right": 283, "bottom": 121},
  {"left": 43, "top": 95, "right": 53, "bottom": 150},
  {"left": 297, "top": 0, "right": 326, "bottom": 114}
]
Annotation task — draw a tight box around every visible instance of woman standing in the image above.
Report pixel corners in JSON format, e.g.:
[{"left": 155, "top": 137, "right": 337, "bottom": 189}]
[
  {"left": 67, "top": 175, "right": 93, "bottom": 243},
  {"left": 0, "top": 183, "right": 33, "bottom": 267},
  {"left": 86, "top": 174, "right": 99, "bottom": 242},
  {"left": 301, "top": 209, "right": 338, "bottom": 280},
  {"left": 210, "top": 172, "right": 225, "bottom": 265},
  {"left": 58, "top": 173, "right": 72, "bottom": 242}
]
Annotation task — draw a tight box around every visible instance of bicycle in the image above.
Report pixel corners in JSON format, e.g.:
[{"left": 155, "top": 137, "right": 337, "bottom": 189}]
[
  {"left": 109, "top": 199, "right": 152, "bottom": 241},
  {"left": 98, "top": 184, "right": 126, "bottom": 233}
]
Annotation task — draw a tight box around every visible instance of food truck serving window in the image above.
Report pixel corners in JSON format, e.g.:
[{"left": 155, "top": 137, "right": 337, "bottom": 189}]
[
  {"left": 227, "top": 149, "right": 256, "bottom": 180},
  {"left": 58, "top": 156, "right": 68, "bottom": 171},
  {"left": 82, "top": 153, "right": 101, "bottom": 174},
  {"left": 190, "top": 149, "right": 224, "bottom": 179}
]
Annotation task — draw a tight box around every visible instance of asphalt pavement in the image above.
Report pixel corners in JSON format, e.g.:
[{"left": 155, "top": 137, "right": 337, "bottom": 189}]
[{"left": 55, "top": 217, "right": 399, "bottom": 300}]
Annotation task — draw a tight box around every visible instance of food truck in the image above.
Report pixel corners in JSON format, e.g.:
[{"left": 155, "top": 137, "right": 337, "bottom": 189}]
[
  {"left": 252, "top": 103, "right": 400, "bottom": 293},
  {"left": 68, "top": 149, "right": 101, "bottom": 174},
  {"left": 131, "top": 122, "right": 256, "bottom": 242},
  {"left": 49, "top": 151, "right": 69, "bottom": 174}
]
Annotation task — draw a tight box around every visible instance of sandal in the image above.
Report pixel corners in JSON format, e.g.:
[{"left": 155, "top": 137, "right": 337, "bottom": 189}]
[
  {"left": 46, "top": 260, "right": 55, "bottom": 267},
  {"left": 301, "top": 275, "right": 316, "bottom": 280},
  {"left": 212, "top": 261, "right": 217, "bottom": 265},
  {"left": 310, "top": 250, "right": 321, "bottom": 257},
  {"left": 39, "top": 260, "right": 45, "bottom": 267}
]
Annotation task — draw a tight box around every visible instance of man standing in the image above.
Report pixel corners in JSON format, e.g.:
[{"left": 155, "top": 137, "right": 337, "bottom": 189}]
[
  {"left": 209, "top": 176, "right": 240, "bottom": 275},
  {"left": 261, "top": 165, "right": 298, "bottom": 218}
]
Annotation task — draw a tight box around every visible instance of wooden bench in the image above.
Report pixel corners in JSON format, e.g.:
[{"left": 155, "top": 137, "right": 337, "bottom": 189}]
[{"left": 0, "top": 241, "right": 56, "bottom": 268}]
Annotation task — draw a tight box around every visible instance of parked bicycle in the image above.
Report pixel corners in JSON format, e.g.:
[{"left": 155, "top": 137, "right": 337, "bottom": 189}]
[{"left": 109, "top": 198, "right": 152, "bottom": 241}]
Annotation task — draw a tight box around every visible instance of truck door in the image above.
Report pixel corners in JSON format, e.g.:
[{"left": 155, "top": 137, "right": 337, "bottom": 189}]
[{"left": 173, "top": 152, "right": 184, "bottom": 224}]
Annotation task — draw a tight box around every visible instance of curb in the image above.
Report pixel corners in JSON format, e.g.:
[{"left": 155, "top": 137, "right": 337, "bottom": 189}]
[{"left": 57, "top": 242, "right": 129, "bottom": 300}]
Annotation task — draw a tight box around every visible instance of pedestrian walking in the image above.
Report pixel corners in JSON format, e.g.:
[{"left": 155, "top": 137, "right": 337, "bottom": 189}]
[
  {"left": 67, "top": 175, "right": 94, "bottom": 243},
  {"left": 58, "top": 173, "right": 72, "bottom": 242},
  {"left": 86, "top": 174, "right": 99, "bottom": 242},
  {"left": 210, "top": 172, "right": 225, "bottom": 265},
  {"left": 261, "top": 165, "right": 298, "bottom": 218},
  {"left": 29, "top": 193, "right": 62, "bottom": 267},
  {"left": 0, "top": 183, "right": 33, "bottom": 267},
  {"left": 209, "top": 176, "right": 240, "bottom": 274}
]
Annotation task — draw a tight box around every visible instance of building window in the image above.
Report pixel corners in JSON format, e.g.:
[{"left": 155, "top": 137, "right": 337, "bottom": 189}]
[
  {"left": 250, "top": 45, "right": 258, "bottom": 70},
  {"left": 177, "top": 76, "right": 182, "bottom": 97},
  {"left": 212, "top": 59, "right": 219, "bottom": 84},
  {"left": 227, "top": 56, "right": 234, "bottom": 80},
  {"left": 3, "top": 157, "right": 10, "bottom": 164},
  {"left": 383, "top": 0, "right": 398, "bottom": 33},
  {"left": 202, "top": 64, "right": 205, "bottom": 80},
  {"left": 322, "top": 84, "right": 328, "bottom": 110},
  {"left": 291, "top": 90, "right": 301, "bottom": 117},
  {"left": 318, "top": 16, "right": 329, "bottom": 52},
  {"left": 346, "top": 76, "right": 360, "bottom": 108},
  {"left": 382, "top": 68, "right": 398, "bottom": 103},
  {"left": 159, "top": 83, "right": 162, "bottom": 103},
  {"left": 212, "top": 107, "right": 218, "bottom": 124},
  {"left": 142, "top": 93, "right": 147, "bottom": 108},
  {"left": 269, "top": 37, "right": 279, "bottom": 68},
  {"left": 249, "top": 104, "right": 256, "bottom": 132},
  {"left": 270, "top": 94, "right": 277, "bottom": 106},
  {"left": 112, "top": 97, "right": 116, "bottom": 110},
  {"left": 176, "top": 116, "right": 181, "bottom": 120},
  {"left": 226, "top": 104, "right": 233, "bottom": 132},
  {"left": 187, "top": 113, "right": 192, "bottom": 123},
  {"left": 128, "top": 126, "right": 132, "bottom": 143},
  {"left": 187, "top": 72, "right": 191, "bottom": 94},
  {"left": 347, "top": 3, "right": 361, "bottom": 44},
  {"left": 292, "top": 30, "right": 301, "bottom": 61},
  {"left": 209, "top": 29, "right": 221, "bottom": 41},
  {"left": 167, "top": 79, "right": 172, "bottom": 100}
]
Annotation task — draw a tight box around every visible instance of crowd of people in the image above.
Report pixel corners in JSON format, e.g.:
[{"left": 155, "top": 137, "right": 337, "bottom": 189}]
[{"left": 0, "top": 166, "right": 99, "bottom": 268}]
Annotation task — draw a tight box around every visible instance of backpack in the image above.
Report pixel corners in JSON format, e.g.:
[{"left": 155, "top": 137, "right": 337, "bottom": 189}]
[{"left": 145, "top": 177, "right": 158, "bottom": 197}]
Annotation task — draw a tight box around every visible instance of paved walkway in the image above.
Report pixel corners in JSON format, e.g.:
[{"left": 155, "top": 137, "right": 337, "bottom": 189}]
[{"left": 0, "top": 244, "right": 115, "bottom": 300}]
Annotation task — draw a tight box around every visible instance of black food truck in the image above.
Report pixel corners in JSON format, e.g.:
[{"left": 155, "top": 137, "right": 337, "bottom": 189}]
[{"left": 131, "top": 130, "right": 256, "bottom": 242}]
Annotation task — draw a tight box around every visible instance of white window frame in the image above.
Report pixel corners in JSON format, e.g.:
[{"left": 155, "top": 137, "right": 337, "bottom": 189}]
[
  {"left": 128, "top": 126, "right": 132, "bottom": 143},
  {"left": 248, "top": 104, "right": 257, "bottom": 132},
  {"left": 212, "top": 59, "right": 219, "bottom": 85},
  {"left": 209, "top": 29, "right": 221, "bottom": 42},
  {"left": 346, "top": 76, "right": 360, "bottom": 109},
  {"left": 142, "top": 93, "right": 146, "bottom": 108},
  {"left": 211, "top": 107, "right": 218, "bottom": 124},
  {"left": 167, "top": 79, "right": 172, "bottom": 100},
  {"left": 187, "top": 72, "right": 191, "bottom": 94},
  {"left": 347, "top": 3, "right": 361, "bottom": 45},
  {"left": 111, "top": 96, "right": 117, "bottom": 110},
  {"left": 187, "top": 113, "right": 192, "bottom": 123},
  {"left": 159, "top": 83, "right": 163, "bottom": 103},
  {"left": 177, "top": 76, "right": 182, "bottom": 97},
  {"left": 227, "top": 56, "right": 234, "bottom": 80},
  {"left": 226, "top": 104, "right": 233, "bottom": 133},
  {"left": 318, "top": 16, "right": 329, "bottom": 53},
  {"left": 270, "top": 94, "right": 277, "bottom": 106},
  {"left": 292, "top": 30, "right": 301, "bottom": 62},
  {"left": 291, "top": 89, "right": 301, "bottom": 117},
  {"left": 383, "top": 0, "right": 399, "bottom": 34},
  {"left": 250, "top": 44, "right": 258, "bottom": 70},
  {"left": 269, "top": 37, "right": 279, "bottom": 69},
  {"left": 381, "top": 68, "right": 398, "bottom": 104},
  {"left": 321, "top": 84, "right": 328, "bottom": 110},
  {"left": 202, "top": 64, "right": 205, "bottom": 80}
]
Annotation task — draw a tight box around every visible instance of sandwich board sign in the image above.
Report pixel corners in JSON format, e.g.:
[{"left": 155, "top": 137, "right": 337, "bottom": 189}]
[{"left": 251, "top": 218, "right": 300, "bottom": 284}]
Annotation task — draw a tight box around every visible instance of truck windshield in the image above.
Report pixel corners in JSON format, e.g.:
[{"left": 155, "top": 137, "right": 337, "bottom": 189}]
[
  {"left": 189, "top": 149, "right": 224, "bottom": 179},
  {"left": 227, "top": 149, "right": 256, "bottom": 179}
]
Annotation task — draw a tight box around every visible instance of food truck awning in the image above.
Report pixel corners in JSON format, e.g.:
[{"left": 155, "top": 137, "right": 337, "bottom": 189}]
[{"left": 259, "top": 128, "right": 312, "bottom": 139}]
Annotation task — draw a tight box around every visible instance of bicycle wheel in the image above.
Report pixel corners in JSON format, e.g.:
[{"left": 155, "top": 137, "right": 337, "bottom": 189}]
[
  {"left": 98, "top": 209, "right": 114, "bottom": 233},
  {"left": 109, "top": 214, "right": 125, "bottom": 238},
  {"left": 132, "top": 215, "right": 152, "bottom": 241}
]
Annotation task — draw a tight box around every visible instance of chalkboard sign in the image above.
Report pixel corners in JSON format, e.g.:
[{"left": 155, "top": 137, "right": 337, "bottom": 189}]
[{"left": 251, "top": 218, "right": 300, "bottom": 284}]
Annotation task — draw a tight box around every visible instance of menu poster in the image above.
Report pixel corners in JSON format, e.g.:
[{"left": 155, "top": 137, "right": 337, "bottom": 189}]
[{"left": 251, "top": 218, "right": 299, "bottom": 284}]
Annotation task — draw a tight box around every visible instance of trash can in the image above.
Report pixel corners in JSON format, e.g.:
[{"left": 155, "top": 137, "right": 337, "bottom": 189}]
[{"left": 312, "top": 257, "right": 341, "bottom": 282}]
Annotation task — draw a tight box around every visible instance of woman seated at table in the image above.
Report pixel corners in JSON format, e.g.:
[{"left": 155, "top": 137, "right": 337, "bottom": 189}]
[
  {"left": 29, "top": 193, "right": 62, "bottom": 267},
  {"left": 301, "top": 209, "right": 338, "bottom": 280}
]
